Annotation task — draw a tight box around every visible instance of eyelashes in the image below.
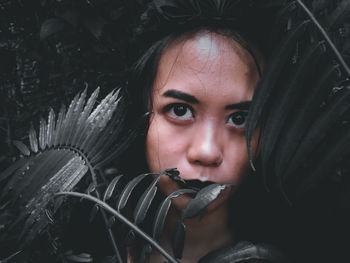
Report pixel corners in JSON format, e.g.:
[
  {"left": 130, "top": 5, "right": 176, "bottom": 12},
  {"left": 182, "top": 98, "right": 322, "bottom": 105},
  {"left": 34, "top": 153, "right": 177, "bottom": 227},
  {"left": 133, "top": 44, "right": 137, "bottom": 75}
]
[
  {"left": 227, "top": 111, "right": 248, "bottom": 128},
  {"left": 163, "top": 103, "right": 248, "bottom": 128},
  {"left": 163, "top": 103, "right": 194, "bottom": 121}
]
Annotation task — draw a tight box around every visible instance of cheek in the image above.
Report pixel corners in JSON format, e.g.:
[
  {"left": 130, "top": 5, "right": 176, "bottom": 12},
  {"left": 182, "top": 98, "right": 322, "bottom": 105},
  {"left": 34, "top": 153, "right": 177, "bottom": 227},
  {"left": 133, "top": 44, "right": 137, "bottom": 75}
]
[{"left": 145, "top": 116, "right": 183, "bottom": 173}]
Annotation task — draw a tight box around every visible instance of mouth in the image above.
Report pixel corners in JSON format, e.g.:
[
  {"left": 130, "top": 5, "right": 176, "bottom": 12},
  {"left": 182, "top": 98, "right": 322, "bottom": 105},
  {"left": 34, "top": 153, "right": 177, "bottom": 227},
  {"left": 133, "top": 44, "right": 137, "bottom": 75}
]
[{"left": 182, "top": 180, "right": 215, "bottom": 191}]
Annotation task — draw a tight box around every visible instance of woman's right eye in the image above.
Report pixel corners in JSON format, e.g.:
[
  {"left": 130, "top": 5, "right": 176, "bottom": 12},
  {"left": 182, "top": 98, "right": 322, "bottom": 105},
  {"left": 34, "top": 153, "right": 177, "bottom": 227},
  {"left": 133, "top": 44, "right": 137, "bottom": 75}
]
[{"left": 165, "top": 103, "right": 194, "bottom": 120}]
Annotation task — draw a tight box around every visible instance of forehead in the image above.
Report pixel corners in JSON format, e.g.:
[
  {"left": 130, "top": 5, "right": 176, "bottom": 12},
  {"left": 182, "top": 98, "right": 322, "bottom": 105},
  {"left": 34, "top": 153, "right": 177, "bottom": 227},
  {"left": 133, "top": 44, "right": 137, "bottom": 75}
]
[{"left": 153, "top": 31, "right": 259, "bottom": 93}]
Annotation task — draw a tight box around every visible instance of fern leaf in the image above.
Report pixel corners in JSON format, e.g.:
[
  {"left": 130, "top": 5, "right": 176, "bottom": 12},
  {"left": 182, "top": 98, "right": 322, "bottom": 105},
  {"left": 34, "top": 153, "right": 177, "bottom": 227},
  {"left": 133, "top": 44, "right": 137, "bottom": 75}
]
[
  {"left": 260, "top": 41, "right": 325, "bottom": 181},
  {"left": 46, "top": 108, "right": 56, "bottom": 148},
  {"left": 198, "top": 242, "right": 290, "bottom": 263},
  {"left": 273, "top": 64, "right": 340, "bottom": 178},
  {"left": 296, "top": 123, "right": 350, "bottom": 198},
  {"left": 172, "top": 219, "right": 186, "bottom": 259},
  {"left": 103, "top": 175, "right": 123, "bottom": 202},
  {"left": 71, "top": 87, "right": 100, "bottom": 146},
  {"left": 66, "top": 88, "right": 87, "bottom": 146},
  {"left": 53, "top": 104, "right": 66, "bottom": 146},
  {"left": 181, "top": 184, "right": 231, "bottom": 220},
  {"left": 39, "top": 117, "right": 47, "bottom": 150},
  {"left": 29, "top": 123, "right": 38, "bottom": 153},
  {"left": 58, "top": 93, "right": 80, "bottom": 146},
  {"left": 13, "top": 140, "right": 30, "bottom": 156},
  {"left": 107, "top": 216, "right": 116, "bottom": 228},
  {"left": 326, "top": 0, "right": 350, "bottom": 30},
  {"left": 133, "top": 174, "right": 163, "bottom": 225},
  {"left": 296, "top": 0, "right": 350, "bottom": 75},
  {"left": 283, "top": 88, "right": 350, "bottom": 184},
  {"left": 115, "top": 173, "right": 150, "bottom": 212},
  {"left": 152, "top": 189, "right": 196, "bottom": 240},
  {"left": 89, "top": 204, "right": 100, "bottom": 223}
]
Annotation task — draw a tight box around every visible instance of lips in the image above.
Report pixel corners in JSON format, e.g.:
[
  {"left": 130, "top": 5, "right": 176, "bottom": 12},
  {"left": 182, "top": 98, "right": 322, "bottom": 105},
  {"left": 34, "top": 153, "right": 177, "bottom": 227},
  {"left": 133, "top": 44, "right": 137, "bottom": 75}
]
[{"left": 182, "top": 179, "right": 215, "bottom": 191}]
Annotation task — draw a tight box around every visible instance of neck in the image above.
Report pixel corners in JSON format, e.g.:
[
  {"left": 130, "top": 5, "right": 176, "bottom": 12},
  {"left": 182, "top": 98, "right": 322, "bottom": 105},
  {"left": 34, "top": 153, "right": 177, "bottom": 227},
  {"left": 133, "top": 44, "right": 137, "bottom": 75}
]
[{"left": 151, "top": 201, "right": 234, "bottom": 263}]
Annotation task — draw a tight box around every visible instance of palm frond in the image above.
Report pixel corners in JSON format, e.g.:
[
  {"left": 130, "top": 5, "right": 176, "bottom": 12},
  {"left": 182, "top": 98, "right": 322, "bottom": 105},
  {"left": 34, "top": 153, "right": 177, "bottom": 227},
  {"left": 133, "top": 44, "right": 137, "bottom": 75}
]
[
  {"left": 246, "top": 0, "right": 350, "bottom": 203},
  {"left": 0, "top": 87, "right": 129, "bottom": 250}
]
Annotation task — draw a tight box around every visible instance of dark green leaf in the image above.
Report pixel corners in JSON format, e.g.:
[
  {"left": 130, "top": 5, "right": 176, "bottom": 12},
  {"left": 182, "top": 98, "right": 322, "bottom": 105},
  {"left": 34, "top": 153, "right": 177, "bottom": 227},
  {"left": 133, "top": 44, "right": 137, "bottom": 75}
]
[
  {"left": 116, "top": 173, "right": 149, "bottom": 211},
  {"left": 39, "top": 117, "right": 47, "bottom": 150},
  {"left": 47, "top": 108, "right": 56, "bottom": 148},
  {"left": 153, "top": 188, "right": 196, "bottom": 240},
  {"left": 246, "top": 20, "right": 310, "bottom": 167},
  {"left": 172, "top": 219, "right": 186, "bottom": 259},
  {"left": 89, "top": 204, "right": 100, "bottom": 223},
  {"left": 13, "top": 140, "right": 30, "bottom": 156},
  {"left": 198, "top": 242, "right": 290, "bottom": 263},
  {"left": 29, "top": 123, "right": 38, "bottom": 153},
  {"left": 181, "top": 184, "right": 231, "bottom": 219},
  {"left": 103, "top": 175, "right": 123, "bottom": 202},
  {"left": 133, "top": 174, "right": 162, "bottom": 225}
]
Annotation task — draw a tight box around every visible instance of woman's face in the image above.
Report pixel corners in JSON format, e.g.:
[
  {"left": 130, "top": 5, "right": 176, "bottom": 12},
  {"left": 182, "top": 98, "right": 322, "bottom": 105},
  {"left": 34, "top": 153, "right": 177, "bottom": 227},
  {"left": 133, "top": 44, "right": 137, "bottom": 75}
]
[{"left": 146, "top": 32, "right": 260, "bottom": 210}]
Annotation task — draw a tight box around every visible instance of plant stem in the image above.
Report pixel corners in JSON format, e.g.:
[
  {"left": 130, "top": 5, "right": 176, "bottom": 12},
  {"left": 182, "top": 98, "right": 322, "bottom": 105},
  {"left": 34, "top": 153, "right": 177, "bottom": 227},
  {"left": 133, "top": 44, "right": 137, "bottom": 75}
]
[{"left": 56, "top": 191, "right": 179, "bottom": 263}]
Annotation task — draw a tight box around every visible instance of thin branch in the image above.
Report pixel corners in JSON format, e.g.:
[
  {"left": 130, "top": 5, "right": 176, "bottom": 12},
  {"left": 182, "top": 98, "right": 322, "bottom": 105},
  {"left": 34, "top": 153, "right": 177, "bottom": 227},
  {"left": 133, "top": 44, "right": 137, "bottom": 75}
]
[
  {"left": 296, "top": 0, "right": 350, "bottom": 76},
  {"left": 56, "top": 191, "right": 179, "bottom": 263}
]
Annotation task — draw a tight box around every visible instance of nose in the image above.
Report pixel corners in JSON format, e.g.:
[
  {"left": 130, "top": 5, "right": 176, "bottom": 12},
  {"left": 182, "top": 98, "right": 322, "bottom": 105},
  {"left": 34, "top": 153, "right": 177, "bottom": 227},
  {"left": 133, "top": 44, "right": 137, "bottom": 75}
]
[{"left": 187, "top": 121, "right": 223, "bottom": 167}]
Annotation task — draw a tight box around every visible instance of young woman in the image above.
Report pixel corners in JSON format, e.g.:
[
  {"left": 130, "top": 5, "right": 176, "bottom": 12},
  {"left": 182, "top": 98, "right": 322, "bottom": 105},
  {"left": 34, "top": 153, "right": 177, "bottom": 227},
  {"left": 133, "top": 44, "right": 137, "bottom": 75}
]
[
  {"left": 124, "top": 5, "right": 274, "bottom": 259},
  {"left": 142, "top": 29, "right": 261, "bottom": 262}
]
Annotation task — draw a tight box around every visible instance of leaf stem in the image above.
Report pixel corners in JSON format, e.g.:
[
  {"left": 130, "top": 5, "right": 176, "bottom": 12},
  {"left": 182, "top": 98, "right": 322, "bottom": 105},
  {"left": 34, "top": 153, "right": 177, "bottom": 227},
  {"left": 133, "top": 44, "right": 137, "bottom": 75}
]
[
  {"left": 56, "top": 191, "right": 179, "bottom": 263},
  {"left": 296, "top": 0, "right": 350, "bottom": 76}
]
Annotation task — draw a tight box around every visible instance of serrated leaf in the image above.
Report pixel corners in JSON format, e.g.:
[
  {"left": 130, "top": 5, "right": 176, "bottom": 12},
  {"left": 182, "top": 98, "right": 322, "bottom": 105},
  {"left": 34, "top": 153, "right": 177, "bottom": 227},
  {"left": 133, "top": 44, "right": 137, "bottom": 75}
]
[
  {"left": 103, "top": 175, "right": 123, "bottom": 202},
  {"left": 153, "top": 188, "right": 196, "bottom": 240},
  {"left": 13, "top": 140, "right": 30, "bottom": 156},
  {"left": 133, "top": 174, "right": 163, "bottom": 225},
  {"left": 66, "top": 89, "right": 87, "bottom": 146},
  {"left": 116, "top": 173, "right": 149, "bottom": 211},
  {"left": 39, "top": 117, "right": 47, "bottom": 150},
  {"left": 181, "top": 184, "right": 231, "bottom": 220},
  {"left": 47, "top": 108, "right": 56, "bottom": 148},
  {"left": 53, "top": 104, "right": 66, "bottom": 146},
  {"left": 172, "top": 219, "right": 186, "bottom": 259},
  {"left": 29, "top": 123, "right": 38, "bottom": 153}
]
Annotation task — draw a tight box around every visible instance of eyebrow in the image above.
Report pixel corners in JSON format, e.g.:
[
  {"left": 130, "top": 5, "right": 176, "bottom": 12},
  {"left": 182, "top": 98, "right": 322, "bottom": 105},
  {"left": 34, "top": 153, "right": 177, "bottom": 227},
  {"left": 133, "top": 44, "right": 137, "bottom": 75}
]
[
  {"left": 225, "top": 101, "right": 251, "bottom": 110},
  {"left": 163, "top": 89, "right": 199, "bottom": 103},
  {"left": 163, "top": 89, "right": 251, "bottom": 110}
]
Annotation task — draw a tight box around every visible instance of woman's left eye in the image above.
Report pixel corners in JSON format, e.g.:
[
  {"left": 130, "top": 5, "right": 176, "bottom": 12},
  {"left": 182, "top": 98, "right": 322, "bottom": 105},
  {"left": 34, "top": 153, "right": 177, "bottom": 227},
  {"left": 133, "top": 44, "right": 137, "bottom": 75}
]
[
  {"left": 227, "top": 111, "right": 248, "bottom": 128},
  {"left": 166, "top": 103, "right": 194, "bottom": 120}
]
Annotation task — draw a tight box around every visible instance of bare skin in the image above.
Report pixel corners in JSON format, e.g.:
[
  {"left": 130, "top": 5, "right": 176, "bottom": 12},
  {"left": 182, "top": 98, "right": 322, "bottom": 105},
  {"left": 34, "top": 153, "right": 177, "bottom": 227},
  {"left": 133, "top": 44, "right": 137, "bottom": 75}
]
[{"left": 145, "top": 31, "right": 261, "bottom": 262}]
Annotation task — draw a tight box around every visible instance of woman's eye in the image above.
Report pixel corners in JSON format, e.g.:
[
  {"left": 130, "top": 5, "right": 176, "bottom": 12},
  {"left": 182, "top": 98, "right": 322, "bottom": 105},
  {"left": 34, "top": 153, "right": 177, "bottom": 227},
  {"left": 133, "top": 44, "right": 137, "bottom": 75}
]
[
  {"left": 166, "top": 103, "right": 193, "bottom": 120},
  {"left": 227, "top": 111, "right": 248, "bottom": 128}
]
